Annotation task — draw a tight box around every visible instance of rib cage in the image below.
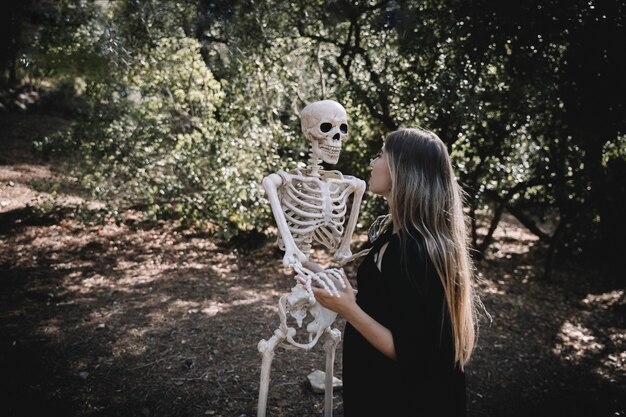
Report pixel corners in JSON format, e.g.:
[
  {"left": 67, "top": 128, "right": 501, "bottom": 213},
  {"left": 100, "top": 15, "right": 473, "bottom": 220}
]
[{"left": 276, "top": 170, "right": 353, "bottom": 255}]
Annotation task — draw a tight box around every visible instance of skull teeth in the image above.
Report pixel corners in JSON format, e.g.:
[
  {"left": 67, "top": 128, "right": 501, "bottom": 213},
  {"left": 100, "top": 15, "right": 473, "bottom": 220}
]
[{"left": 320, "top": 144, "right": 340, "bottom": 155}]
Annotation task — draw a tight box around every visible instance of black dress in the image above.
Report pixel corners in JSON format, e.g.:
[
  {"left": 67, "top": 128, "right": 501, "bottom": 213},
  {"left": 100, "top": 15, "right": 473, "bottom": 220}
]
[{"left": 342, "top": 227, "right": 467, "bottom": 416}]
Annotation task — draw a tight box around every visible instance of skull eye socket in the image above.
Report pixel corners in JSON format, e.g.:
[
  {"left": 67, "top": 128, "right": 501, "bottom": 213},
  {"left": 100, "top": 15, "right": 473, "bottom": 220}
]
[
  {"left": 340, "top": 124, "right": 348, "bottom": 134},
  {"left": 320, "top": 123, "right": 332, "bottom": 133}
]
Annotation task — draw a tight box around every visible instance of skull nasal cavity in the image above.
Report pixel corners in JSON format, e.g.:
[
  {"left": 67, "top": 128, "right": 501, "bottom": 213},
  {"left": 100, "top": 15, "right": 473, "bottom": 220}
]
[
  {"left": 320, "top": 123, "right": 332, "bottom": 133},
  {"left": 333, "top": 133, "right": 340, "bottom": 141}
]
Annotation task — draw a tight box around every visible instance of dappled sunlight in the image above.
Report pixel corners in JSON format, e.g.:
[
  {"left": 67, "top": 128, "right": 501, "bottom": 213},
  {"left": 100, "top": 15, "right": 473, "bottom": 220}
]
[
  {"left": 88, "top": 304, "right": 126, "bottom": 325},
  {"left": 197, "top": 299, "right": 267, "bottom": 317},
  {"left": 473, "top": 265, "right": 509, "bottom": 299},
  {"left": 553, "top": 320, "right": 604, "bottom": 362},
  {"left": 76, "top": 274, "right": 115, "bottom": 290},
  {"left": 225, "top": 285, "right": 285, "bottom": 301},
  {"left": 581, "top": 290, "right": 624, "bottom": 309},
  {"left": 162, "top": 287, "right": 279, "bottom": 319},
  {"left": 110, "top": 329, "right": 149, "bottom": 358},
  {"left": 201, "top": 304, "right": 223, "bottom": 317},
  {"left": 489, "top": 239, "right": 535, "bottom": 258},
  {"left": 492, "top": 223, "right": 539, "bottom": 242},
  {"left": 581, "top": 290, "right": 626, "bottom": 382},
  {"left": 514, "top": 265, "right": 535, "bottom": 284},
  {"left": 596, "top": 331, "right": 626, "bottom": 381},
  {"left": 64, "top": 268, "right": 161, "bottom": 294},
  {"left": 38, "top": 318, "right": 62, "bottom": 336},
  {"left": 116, "top": 269, "right": 163, "bottom": 288},
  {"left": 209, "top": 261, "right": 241, "bottom": 277},
  {"left": 475, "top": 276, "right": 506, "bottom": 295},
  {"left": 552, "top": 289, "right": 626, "bottom": 384},
  {"left": 169, "top": 299, "right": 202, "bottom": 311},
  {"left": 0, "top": 164, "right": 87, "bottom": 212},
  {"left": 2, "top": 153, "right": 623, "bottom": 416},
  {"left": 478, "top": 212, "right": 541, "bottom": 259}
]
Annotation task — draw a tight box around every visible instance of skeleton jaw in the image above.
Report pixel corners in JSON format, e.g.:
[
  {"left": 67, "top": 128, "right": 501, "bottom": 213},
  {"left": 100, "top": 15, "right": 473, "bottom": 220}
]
[{"left": 318, "top": 141, "right": 341, "bottom": 164}]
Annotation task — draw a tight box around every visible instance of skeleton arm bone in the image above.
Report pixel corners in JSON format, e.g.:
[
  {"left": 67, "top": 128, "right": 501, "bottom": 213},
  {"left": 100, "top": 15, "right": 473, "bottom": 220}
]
[
  {"left": 333, "top": 178, "right": 366, "bottom": 264},
  {"left": 303, "top": 261, "right": 324, "bottom": 273},
  {"left": 262, "top": 173, "right": 308, "bottom": 268}
]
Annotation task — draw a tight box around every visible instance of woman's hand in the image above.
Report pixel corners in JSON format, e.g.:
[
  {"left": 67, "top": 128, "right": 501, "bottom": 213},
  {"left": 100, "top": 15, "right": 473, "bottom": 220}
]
[
  {"left": 298, "top": 271, "right": 358, "bottom": 320},
  {"left": 299, "top": 269, "right": 397, "bottom": 360}
]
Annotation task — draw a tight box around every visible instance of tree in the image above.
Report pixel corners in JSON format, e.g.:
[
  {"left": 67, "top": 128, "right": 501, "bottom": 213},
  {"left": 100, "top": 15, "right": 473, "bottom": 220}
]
[{"left": 9, "top": 0, "right": 623, "bottom": 274}]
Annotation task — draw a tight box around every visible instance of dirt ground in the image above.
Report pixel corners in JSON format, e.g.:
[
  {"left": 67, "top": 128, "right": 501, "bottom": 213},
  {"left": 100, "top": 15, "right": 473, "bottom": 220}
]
[{"left": 1, "top": 113, "right": 625, "bottom": 417}]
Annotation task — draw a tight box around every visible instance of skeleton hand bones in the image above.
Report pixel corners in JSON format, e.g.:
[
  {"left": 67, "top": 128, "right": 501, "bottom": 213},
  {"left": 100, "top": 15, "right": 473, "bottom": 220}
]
[{"left": 292, "top": 261, "right": 346, "bottom": 302}]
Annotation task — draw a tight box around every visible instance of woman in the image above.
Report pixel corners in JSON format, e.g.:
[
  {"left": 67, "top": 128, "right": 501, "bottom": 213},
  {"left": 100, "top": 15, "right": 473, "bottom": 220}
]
[{"left": 307, "top": 127, "right": 482, "bottom": 416}]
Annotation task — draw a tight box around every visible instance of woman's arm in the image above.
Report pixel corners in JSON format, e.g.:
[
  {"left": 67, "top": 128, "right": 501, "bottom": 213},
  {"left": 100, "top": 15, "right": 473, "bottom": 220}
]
[{"left": 308, "top": 275, "right": 397, "bottom": 361}]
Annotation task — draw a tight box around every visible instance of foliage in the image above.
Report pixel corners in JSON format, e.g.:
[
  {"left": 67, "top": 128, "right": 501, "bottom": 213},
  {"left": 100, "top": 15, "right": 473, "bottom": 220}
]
[
  {"left": 30, "top": 1, "right": 279, "bottom": 239},
  {"left": 7, "top": 0, "right": 625, "bottom": 267}
]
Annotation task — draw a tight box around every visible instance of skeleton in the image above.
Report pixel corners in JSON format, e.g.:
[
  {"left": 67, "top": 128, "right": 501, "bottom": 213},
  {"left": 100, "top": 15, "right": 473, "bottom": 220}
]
[{"left": 256, "top": 100, "right": 366, "bottom": 417}]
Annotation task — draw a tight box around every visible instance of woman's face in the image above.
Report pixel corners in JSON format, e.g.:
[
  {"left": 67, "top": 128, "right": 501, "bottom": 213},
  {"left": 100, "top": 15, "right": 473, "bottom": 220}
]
[{"left": 369, "top": 147, "right": 392, "bottom": 198}]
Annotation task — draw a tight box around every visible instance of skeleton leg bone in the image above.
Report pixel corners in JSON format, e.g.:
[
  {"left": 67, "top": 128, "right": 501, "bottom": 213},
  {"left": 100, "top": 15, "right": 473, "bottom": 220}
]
[
  {"left": 257, "top": 294, "right": 341, "bottom": 416},
  {"left": 257, "top": 326, "right": 287, "bottom": 417},
  {"left": 322, "top": 327, "right": 341, "bottom": 417}
]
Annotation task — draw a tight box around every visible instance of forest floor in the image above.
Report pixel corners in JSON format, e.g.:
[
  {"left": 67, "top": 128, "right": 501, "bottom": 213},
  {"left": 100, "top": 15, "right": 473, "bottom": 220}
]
[{"left": 0, "top": 112, "right": 625, "bottom": 417}]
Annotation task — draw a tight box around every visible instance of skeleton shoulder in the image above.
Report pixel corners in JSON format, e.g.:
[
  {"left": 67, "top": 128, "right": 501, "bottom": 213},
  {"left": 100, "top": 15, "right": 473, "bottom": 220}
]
[
  {"left": 276, "top": 169, "right": 305, "bottom": 182},
  {"left": 333, "top": 174, "right": 366, "bottom": 190},
  {"left": 262, "top": 172, "right": 284, "bottom": 190}
]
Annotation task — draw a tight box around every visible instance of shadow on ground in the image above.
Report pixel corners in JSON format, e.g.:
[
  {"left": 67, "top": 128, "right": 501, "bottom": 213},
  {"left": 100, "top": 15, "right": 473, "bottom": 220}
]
[{"left": 0, "top": 113, "right": 624, "bottom": 417}]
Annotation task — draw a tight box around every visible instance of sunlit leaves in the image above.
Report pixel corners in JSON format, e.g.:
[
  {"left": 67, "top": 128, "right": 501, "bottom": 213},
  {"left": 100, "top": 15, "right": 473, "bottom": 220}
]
[{"left": 25, "top": 0, "right": 626, "bottom": 257}]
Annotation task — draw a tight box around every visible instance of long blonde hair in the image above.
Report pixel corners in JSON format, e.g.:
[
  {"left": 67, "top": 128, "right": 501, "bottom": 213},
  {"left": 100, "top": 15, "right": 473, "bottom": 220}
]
[{"left": 383, "top": 127, "right": 480, "bottom": 370}]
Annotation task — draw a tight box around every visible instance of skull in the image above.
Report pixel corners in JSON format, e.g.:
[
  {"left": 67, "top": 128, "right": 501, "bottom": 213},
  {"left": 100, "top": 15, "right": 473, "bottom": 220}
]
[{"left": 300, "top": 100, "right": 348, "bottom": 165}]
